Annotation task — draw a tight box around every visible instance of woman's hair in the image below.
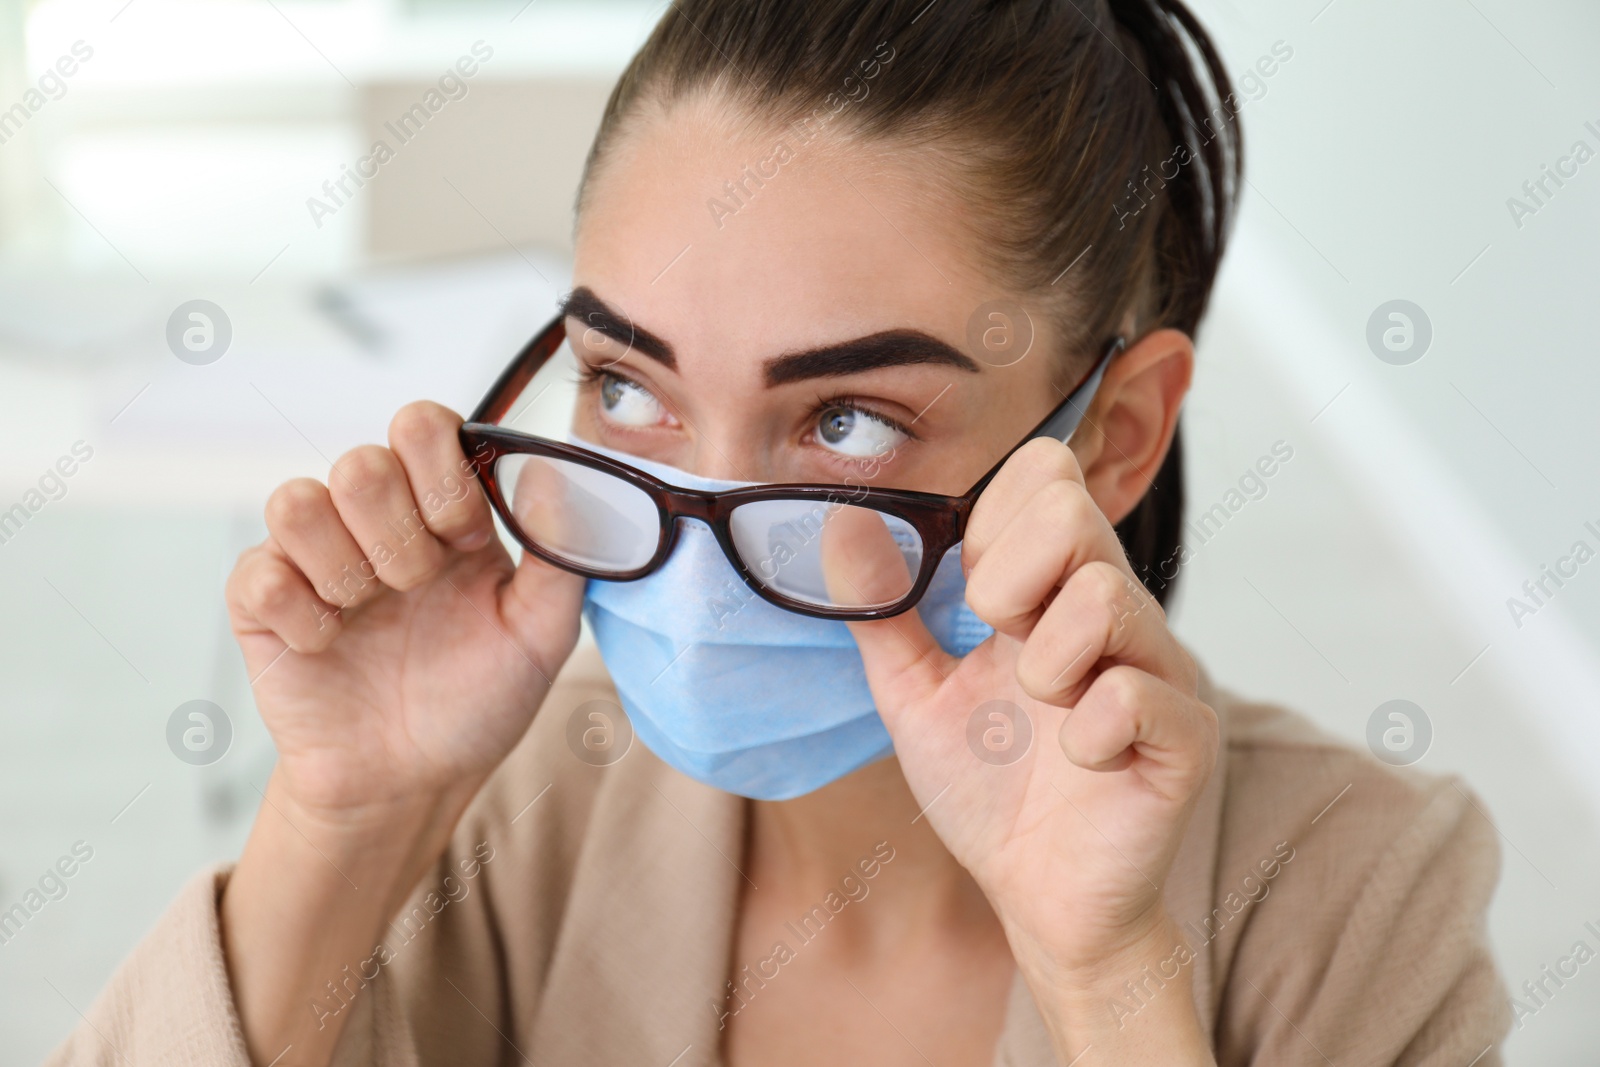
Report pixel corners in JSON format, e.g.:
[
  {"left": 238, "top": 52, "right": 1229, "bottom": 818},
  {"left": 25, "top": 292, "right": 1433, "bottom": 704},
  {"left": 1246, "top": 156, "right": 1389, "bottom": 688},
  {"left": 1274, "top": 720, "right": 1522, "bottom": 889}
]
[{"left": 577, "top": 0, "right": 1243, "bottom": 607}]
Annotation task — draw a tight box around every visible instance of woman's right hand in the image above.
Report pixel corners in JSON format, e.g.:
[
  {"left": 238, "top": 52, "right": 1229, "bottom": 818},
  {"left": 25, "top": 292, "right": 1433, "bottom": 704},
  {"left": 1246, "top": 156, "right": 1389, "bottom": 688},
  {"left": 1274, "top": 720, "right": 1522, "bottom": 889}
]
[
  {"left": 219, "top": 401, "right": 583, "bottom": 1066},
  {"left": 225, "top": 399, "right": 585, "bottom": 820}
]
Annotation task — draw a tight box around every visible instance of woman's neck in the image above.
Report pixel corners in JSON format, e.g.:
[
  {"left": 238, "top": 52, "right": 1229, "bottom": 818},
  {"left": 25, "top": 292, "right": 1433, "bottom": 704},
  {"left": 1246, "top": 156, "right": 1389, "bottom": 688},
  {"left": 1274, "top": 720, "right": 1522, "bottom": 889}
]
[{"left": 744, "top": 755, "right": 998, "bottom": 955}]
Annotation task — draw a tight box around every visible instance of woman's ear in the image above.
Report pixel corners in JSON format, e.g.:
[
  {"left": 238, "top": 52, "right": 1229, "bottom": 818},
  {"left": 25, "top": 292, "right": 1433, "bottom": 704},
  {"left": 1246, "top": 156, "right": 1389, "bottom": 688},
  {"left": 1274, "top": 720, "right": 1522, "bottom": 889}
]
[{"left": 1071, "top": 328, "right": 1193, "bottom": 526}]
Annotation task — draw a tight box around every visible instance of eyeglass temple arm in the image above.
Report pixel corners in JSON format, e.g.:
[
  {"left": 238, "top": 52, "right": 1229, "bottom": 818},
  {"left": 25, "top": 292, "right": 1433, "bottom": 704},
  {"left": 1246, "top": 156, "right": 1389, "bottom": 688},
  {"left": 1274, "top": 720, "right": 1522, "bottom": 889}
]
[
  {"left": 959, "top": 335, "right": 1125, "bottom": 507},
  {"left": 469, "top": 315, "right": 569, "bottom": 425},
  {"left": 1030, "top": 335, "right": 1124, "bottom": 446}
]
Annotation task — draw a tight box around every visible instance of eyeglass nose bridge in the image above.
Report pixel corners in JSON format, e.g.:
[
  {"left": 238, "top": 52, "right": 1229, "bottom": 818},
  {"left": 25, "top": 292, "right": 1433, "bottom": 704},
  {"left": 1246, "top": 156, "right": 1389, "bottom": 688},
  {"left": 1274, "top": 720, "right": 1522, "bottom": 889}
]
[
  {"left": 634, "top": 499, "right": 801, "bottom": 617},
  {"left": 639, "top": 486, "right": 741, "bottom": 580}
]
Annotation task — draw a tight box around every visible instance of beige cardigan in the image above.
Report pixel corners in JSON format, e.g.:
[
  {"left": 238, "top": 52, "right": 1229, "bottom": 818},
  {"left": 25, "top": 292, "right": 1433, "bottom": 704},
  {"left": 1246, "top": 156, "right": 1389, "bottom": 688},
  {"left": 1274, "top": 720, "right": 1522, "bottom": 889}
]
[{"left": 46, "top": 645, "right": 1512, "bottom": 1066}]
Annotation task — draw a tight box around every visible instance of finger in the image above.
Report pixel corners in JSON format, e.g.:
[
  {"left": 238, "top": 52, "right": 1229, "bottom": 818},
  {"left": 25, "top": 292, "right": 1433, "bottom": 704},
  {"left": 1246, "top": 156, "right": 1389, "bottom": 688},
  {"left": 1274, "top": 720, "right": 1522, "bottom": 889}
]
[
  {"left": 844, "top": 608, "right": 953, "bottom": 729},
  {"left": 388, "top": 401, "right": 495, "bottom": 551},
  {"left": 1058, "top": 666, "right": 1217, "bottom": 795},
  {"left": 964, "top": 477, "right": 1137, "bottom": 639},
  {"left": 501, "top": 545, "right": 587, "bottom": 682},
  {"left": 327, "top": 445, "right": 450, "bottom": 592},
  {"left": 226, "top": 540, "right": 344, "bottom": 654},
  {"left": 820, "top": 504, "right": 919, "bottom": 609},
  {"left": 963, "top": 437, "right": 1084, "bottom": 575},
  {"left": 821, "top": 504, "right": 954, "bottom": 719},
  {"left": 507, "top": 454, "right": 589, "bottom": 560},
  {"left": 264, "top": 477, "right": 382, "bottom": 610},
  {"left": 1017, "top": 560, "right": 1190, "bottom": 705},
  {"left": 497, "top": 457, "right": 611, "bottom": 670}
]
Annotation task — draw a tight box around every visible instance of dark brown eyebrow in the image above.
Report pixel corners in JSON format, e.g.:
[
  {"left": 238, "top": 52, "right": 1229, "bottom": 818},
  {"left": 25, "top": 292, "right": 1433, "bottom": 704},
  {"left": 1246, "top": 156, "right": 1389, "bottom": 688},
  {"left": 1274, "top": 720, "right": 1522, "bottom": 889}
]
[
  {"left": 559, "top": 285, "right": 981, "bottom": 385},
  {"left": 559, "top": 286, "right": 676, "bottom": 369},
  {"left": 762, "top": 330, "right": 979, "bottom": 386}
]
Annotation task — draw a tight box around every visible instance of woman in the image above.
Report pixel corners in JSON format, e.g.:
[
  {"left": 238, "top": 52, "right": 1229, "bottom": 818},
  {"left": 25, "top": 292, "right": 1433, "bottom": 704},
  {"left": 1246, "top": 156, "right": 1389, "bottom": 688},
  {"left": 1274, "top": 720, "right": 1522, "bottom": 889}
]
[{"left": 49, "top": 1, "right": 1510, "bottom": 1064}]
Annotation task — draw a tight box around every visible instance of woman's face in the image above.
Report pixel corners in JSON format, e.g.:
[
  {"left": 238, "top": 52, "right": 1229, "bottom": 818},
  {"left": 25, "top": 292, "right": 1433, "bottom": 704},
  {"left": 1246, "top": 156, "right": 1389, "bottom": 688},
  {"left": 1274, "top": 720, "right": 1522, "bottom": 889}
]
[{"left": 567, "top": 95, "right": 1069, "bottom": 499}]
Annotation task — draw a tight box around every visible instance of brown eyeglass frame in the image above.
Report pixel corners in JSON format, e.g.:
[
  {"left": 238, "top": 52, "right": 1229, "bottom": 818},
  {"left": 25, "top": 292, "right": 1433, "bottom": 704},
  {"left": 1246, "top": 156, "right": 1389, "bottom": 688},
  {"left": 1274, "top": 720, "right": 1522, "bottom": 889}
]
[{"left": 458, "top": 312, "right": 1123, "bottom": 622}]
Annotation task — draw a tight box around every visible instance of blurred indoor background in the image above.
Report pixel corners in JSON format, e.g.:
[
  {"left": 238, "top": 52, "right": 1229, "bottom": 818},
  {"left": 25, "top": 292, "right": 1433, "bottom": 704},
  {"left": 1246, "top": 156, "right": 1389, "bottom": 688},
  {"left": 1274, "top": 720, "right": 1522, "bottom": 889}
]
[{"left": 0, "top": 0, "right": 1596, "bottom": 1061}]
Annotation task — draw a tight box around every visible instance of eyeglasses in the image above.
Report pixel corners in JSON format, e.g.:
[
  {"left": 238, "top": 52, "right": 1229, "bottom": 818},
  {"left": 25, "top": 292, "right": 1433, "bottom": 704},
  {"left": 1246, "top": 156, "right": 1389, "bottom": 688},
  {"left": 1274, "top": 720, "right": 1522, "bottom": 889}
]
[{"left": 459, "top": 312, "right": 1123, "bottom": 621}]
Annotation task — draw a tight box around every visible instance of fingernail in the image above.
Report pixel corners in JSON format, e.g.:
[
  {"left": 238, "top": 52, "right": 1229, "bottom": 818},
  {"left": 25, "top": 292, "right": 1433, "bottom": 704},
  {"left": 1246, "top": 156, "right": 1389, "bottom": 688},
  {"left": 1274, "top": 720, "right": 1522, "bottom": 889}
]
[{"left": 456, "top": 528, "right": 491, "bottom": 551}]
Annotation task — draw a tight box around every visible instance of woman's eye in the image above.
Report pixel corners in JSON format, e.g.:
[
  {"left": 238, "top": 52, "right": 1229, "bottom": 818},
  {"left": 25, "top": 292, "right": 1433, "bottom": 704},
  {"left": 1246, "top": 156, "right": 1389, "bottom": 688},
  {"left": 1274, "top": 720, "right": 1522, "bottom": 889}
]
[
  {"left": 597, "top": 373, "right": 666, "bottom": 427},
  {"left": 815, "top": 405, "right": 907, "bottom": 459}
]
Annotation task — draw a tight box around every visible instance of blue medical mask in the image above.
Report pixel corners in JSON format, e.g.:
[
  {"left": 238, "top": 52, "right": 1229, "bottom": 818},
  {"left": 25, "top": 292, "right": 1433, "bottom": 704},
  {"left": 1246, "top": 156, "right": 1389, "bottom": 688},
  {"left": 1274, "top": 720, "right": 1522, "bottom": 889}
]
[{"left": 573, "top": 434, "right": 994, "bottom": 801}]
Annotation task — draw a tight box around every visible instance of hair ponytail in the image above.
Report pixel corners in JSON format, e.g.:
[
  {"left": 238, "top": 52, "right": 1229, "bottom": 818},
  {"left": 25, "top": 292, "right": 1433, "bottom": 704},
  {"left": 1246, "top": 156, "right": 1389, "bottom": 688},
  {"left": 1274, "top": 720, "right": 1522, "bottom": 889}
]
[{"left": 1099, "top": 0, "right": 1243, "bottom": 605}]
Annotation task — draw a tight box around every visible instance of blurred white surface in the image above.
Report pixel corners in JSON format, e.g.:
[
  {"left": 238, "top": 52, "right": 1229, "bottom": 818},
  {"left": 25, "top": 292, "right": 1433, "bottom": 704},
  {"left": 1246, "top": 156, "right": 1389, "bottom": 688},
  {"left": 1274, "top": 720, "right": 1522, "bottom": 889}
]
[{"left": 0, "top": 247, "right": 569, "bottom": 505}]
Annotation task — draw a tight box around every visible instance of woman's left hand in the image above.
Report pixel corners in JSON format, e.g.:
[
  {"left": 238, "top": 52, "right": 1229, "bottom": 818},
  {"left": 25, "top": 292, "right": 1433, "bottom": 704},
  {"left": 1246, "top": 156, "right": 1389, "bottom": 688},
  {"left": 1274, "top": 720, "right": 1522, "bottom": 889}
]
[{"left": 842, "top": 437, "right": 1219, "bottom": 1058}]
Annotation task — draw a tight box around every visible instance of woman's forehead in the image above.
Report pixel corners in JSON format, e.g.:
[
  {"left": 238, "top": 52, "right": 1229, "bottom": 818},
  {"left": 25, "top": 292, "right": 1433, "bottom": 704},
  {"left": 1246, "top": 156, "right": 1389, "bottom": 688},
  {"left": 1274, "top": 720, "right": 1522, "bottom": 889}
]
[{"left": 571, "top": 100, "right": 1000, "bottom": 357}]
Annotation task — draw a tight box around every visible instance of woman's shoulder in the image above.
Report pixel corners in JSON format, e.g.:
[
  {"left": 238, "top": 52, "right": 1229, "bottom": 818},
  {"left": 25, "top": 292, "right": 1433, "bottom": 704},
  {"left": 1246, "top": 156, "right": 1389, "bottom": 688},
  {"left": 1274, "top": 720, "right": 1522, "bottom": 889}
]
[
  {"left": 1199, "top": 662, "right": 1494, "bottom": 873},
  {"left": 1194, "top": 661, "right": 1511, "bottom": 1063}
]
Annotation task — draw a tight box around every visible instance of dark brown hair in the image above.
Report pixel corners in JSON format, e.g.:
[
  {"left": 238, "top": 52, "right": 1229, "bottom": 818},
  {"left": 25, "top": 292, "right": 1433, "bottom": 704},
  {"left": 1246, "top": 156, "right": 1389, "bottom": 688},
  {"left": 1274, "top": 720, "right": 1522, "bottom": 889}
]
[{"left": 576, "top": 0, "right": 1243, "bottom": 607}]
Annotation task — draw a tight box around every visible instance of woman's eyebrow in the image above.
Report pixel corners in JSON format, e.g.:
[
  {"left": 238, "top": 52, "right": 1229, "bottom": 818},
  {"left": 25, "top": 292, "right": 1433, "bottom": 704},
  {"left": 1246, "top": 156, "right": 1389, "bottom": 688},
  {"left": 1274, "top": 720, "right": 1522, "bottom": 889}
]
[
  {"left": 560, "top": 287, "right": 677, "bottom": 369},
  {"left": 762, "top": 330, "right": 979, "bottom": 386},
  {"left": 558, "top": 285, "right": 981, "bottom": 384}
]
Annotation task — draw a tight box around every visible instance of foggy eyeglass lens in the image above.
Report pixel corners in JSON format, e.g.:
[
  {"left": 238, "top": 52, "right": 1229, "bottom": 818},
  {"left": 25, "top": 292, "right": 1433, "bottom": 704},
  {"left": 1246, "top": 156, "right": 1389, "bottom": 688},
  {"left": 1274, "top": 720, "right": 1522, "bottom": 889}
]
[
  {"left": 729, "top": 499, "right": 922, "bottom": 609},
  {"left": 496, "top": 454, "right": 661, "bottom": 572}
]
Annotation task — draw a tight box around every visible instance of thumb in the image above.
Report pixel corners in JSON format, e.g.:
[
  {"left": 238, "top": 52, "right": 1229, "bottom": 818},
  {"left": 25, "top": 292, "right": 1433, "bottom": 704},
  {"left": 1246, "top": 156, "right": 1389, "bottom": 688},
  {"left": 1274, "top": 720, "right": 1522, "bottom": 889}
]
[
  {"left": 819, "top": 506, "right": 955, "bottom": 725},
  {"left": 494, "top": 545, "right": 584, "bottom": 683},
  {"left": 491, "top": 454, "right": 587, "bottom": 665},
  {"left": 845, "top": 607, "right": 953, "bottom": 730}
]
